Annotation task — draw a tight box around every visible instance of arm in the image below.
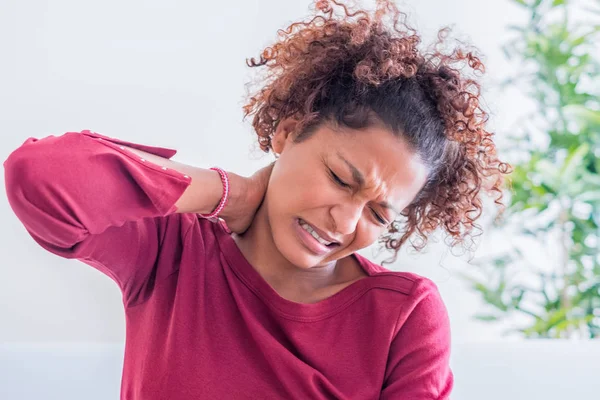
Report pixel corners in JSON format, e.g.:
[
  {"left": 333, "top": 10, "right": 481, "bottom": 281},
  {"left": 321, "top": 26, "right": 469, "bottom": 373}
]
[
  {"left": 116, "top": 143, "right": 245, "bottom": 215},
  {"left": 2, "top": 130, "right": 227, "bottom": 306}
]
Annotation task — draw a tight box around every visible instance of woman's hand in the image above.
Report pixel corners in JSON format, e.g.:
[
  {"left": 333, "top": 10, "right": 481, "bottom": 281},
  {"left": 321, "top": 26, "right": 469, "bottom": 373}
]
[{"left": 218, "top": 162, "right": 275, "bottom": 234}]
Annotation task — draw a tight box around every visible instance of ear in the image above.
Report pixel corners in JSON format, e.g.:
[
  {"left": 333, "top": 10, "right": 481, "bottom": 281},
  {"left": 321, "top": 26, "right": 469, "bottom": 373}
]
[{"left": 272, "top": 118, "right": 299, "bottom": 155}]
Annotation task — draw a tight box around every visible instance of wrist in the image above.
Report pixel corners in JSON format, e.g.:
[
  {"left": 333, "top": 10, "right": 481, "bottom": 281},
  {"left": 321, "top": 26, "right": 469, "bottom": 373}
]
[{"left": 218, "top": 171, "right": 247, "bottom": 220}]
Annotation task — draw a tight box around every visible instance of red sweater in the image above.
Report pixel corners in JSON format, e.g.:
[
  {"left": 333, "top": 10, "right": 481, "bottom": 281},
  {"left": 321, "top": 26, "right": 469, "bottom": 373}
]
[{"left": 3, "top": 130, "right": 453, "bottom": 399}]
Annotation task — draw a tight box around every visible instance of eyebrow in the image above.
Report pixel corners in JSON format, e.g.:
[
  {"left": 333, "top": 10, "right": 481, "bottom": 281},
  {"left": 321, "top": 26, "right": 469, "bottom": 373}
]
[{"left": 336, "top": 151, "right": 401, "bottom": 215}]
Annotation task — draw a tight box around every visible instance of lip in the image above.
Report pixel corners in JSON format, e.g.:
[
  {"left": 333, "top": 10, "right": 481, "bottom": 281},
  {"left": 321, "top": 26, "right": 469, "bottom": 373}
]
[
  {"left": 295, "top": 218, "right": 339, "bottom": 255},
  {"left": 298, "top": 218, "right": 340, "bottom": 244}
]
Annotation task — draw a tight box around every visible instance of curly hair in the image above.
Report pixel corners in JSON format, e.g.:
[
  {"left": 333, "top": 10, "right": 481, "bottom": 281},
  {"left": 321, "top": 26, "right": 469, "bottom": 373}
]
[{"left": 242, "top": 0, "right": 512, "bottom": 265}]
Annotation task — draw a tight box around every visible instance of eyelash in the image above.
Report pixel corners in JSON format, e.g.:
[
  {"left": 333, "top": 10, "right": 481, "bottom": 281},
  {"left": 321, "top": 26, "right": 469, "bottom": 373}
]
[{"left": 329, "top": 170, "right": 387, "bottom": 225}]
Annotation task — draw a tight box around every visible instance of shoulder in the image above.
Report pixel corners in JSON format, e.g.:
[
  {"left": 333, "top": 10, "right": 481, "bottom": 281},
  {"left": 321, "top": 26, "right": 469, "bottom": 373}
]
[
  {"left": 372, "top": 264, "right": 453, "bottom": 398},
  {"left": 356, "top": 253, "right": 443, "bottom": 301},
  {"left": 355, "top": 253, "right": 449, "bottom": 332}
]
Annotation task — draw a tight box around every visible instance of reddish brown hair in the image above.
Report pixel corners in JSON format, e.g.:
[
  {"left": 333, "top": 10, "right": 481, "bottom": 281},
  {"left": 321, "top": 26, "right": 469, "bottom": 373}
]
[{"left": 242, "top": 0, "right": 512, "bottom": 264}]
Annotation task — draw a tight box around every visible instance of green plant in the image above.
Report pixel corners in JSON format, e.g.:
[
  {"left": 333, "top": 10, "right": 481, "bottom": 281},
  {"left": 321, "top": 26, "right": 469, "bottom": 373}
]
[{"left": 462, "top": 0, "right": 600, "bottom": 338}]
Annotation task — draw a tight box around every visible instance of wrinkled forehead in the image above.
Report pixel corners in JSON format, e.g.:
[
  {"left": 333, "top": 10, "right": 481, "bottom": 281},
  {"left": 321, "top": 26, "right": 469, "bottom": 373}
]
[{"left": 320, "top": 127, "right": 429, "bottom": 206}]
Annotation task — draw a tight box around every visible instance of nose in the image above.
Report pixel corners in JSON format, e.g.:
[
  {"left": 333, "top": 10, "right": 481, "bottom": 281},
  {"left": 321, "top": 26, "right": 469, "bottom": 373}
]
[{"left": 330, "top": 201, "right": 364, "bottom": 236}]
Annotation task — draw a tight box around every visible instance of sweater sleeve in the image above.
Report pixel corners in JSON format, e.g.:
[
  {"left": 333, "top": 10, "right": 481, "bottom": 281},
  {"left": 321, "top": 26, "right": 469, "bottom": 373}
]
[
  {"left": 3, "top": 130, "right": 195, "bottom": 307},
  {"left": 380, "top": 279, "right": 454, "bottom": 400}
]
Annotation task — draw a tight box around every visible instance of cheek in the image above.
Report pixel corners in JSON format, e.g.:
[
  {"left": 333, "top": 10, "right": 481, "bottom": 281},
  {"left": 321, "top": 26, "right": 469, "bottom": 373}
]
[
  {"left": 351, "top": 224, "right": 383, "bottom": 250},
  {"left": 270, "top": 167, "right": 334, "bottom": 210}
]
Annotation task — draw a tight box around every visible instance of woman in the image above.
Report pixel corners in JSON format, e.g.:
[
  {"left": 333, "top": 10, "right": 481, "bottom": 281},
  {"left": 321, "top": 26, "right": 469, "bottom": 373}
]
[{"left": 4, "top": 0, "right": 510, "bottom": 398}]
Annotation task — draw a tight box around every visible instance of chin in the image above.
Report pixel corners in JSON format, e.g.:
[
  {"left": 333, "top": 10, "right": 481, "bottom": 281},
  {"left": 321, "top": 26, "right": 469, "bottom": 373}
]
[
  {"left": 273, "top": 235, "right": 320, "bottom": 268},
  {"left": 272, "top": 220, "right": 338, "bottom": 269}
]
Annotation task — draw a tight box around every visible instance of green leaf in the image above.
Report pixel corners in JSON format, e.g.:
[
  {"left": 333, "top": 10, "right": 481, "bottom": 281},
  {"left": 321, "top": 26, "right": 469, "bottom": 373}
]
[
  {"left": 571, "top": 26, "right": 600, "bottom": 47},
  {"left": 563, "top": 105, "right": 600, "bottom": 127},
  {"left": 536, "top": 160, "right": 561, "bottom": 191},
  {"left": 581, "top": 172, "right": 600, "bottom": 188},
  {"left": 560, "top": 143, "right": 590, "bottom": 184},
  {"left": 577, "top": 191, "right": 600, "bottom": 204},
  {"left": 474, "top": 314, "right": 500, "bottom": 322},
  {"left": 554, "top": 315, "right": 595, "bottom": 335}
]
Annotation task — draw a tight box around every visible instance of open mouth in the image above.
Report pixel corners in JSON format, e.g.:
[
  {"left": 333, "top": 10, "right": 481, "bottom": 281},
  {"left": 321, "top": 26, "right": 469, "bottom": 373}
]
[{"left": 296, "top": 218, "right": 340, "bottom": 254}]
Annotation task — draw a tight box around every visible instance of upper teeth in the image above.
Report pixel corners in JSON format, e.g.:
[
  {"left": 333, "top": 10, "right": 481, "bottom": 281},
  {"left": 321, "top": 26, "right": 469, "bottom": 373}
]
[{"left": 299, "top": 220, "right": 333, "bottom": 246}]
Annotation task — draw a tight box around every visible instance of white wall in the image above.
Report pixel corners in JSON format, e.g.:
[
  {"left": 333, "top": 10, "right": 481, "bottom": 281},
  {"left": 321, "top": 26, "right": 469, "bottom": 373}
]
[{"left": 0, "top": 0, "right": 528, "bottom": 342}]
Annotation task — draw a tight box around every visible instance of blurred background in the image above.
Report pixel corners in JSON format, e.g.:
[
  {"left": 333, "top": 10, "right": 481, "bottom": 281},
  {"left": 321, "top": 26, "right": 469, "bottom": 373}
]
[{"left": 1, "top": 0, "right": 599, "bottom": 399}]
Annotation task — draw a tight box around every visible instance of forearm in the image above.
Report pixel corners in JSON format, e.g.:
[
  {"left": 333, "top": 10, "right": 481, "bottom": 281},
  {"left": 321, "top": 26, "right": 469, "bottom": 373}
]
[{"left": 120, "top": 145, "right": 244, "bottom": 215}]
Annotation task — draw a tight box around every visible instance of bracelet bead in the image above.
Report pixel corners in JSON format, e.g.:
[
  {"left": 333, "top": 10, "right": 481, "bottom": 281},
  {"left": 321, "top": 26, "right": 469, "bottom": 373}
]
[{"left": 198, "top": 167, "right": 230, "bottom": 220}]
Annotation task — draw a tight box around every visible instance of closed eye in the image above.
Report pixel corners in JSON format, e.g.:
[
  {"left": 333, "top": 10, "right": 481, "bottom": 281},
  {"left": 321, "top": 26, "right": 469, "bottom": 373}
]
[
  {"left": 329, "top": 169, "right": 387, "bottom": 225},
  {"left": 329, "top": 170, "right": 351, "bottom": 188},
  {"left": 371, "top": 209, "right": 387, "bottom": 224}
]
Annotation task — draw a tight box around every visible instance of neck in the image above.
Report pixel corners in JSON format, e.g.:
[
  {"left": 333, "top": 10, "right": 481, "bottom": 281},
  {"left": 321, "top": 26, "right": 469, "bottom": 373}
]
[{"left": 231, "top": 195, "right": 340, "bottom": 295}]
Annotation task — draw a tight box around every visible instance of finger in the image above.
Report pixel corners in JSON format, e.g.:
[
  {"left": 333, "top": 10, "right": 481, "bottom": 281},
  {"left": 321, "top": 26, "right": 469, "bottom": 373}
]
[{"left": 254, "top": 161, "right": 275, "bottom": 180}]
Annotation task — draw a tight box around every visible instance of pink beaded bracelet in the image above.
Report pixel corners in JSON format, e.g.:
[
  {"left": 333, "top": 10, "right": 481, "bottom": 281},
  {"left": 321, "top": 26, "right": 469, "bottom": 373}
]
[{"left": 198, "top": 167, "right": 230, "bottom": 220}]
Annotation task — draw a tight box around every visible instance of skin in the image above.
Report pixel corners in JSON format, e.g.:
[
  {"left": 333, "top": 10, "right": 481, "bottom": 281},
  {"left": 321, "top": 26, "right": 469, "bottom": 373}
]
[{"left": 232, "top": 118, "right": 429, "bottom": 303}]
